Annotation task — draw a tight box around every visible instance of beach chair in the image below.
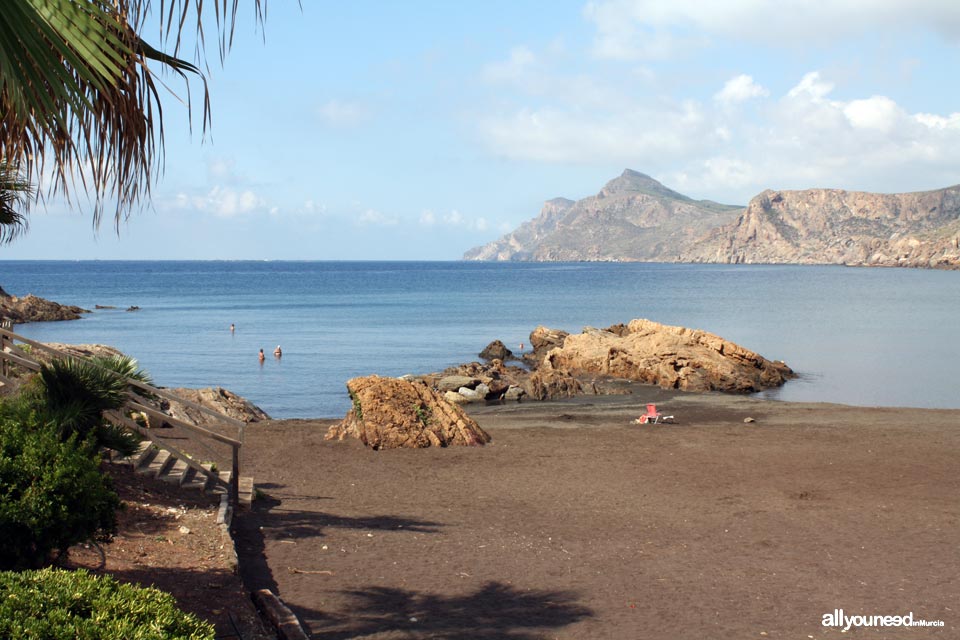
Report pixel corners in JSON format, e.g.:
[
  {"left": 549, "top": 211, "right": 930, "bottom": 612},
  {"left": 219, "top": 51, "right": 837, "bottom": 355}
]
[{"left": 638, "top": 403, "right": 674, "bottom": 424}]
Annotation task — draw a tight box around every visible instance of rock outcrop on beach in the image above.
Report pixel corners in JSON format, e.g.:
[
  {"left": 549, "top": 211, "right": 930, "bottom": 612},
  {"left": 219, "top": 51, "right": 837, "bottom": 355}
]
[
  {"left": 167, "top": 387, "right": 271, "bottom": 424},
  {"left": 678, "top": 186, "right": 960, "bottom": 268},
  {"left": 463, "top": 170, "right": 960, "bottom": 269},
  {"left": 0, "top": 286, "right": 88, "bottom": 323},
  {"left": 40, "top": 343, "right": 124, "bottom": 360},
  {"left": 464, "top": 170, "right": 742, "bottom": 262},
  {"left": 541, "top": 319, "right": 793, "bottom": 392},
  {"left": 325, "top": 375, "right": 491, "bottom": 449}
]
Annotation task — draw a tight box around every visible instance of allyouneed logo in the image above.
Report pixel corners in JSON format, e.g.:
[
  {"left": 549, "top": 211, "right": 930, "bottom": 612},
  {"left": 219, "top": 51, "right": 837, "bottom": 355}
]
[{"left": 822, "top": 609, "right": 945, "bottom": 631}]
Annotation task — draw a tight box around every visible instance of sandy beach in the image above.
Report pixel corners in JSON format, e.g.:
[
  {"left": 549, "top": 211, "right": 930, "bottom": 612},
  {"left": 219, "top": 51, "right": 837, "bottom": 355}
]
[{"left": 234, "top": 389, "right": 958, "bottom": 639}]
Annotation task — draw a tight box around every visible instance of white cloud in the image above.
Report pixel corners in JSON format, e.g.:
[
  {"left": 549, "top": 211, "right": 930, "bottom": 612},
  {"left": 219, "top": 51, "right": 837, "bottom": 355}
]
[
  {"left": 714, "top": 74, "right": 769, "bottom": 105},
  {"left": 357, "top": 208, "right": 399, "bottom": 226},
  {"left": 843, "top": 96, "right": 901, "bottom": 132},
  {"left": 480, "top": 67, "right": 960, "bottom": 202},
  {"left": 175, "top": 185, "right": 268, "bottom": 218},
  {"left": 482, "top": 46, "right": 537, "bottom": 83},
  {"left": 787, "top": 71, "right": 834, "bottom": 101},
  {"left": 481, "top": 100, "right": 714, "bottom": 164},
  {"left": 418, "top": 208, "right": 488, "bottom": 232},
  {"left": 316, "top": 100, "right": 369, "bottom": 127},
  {"left": 584, "top": 0, "right": 960, "bottom": 58}
]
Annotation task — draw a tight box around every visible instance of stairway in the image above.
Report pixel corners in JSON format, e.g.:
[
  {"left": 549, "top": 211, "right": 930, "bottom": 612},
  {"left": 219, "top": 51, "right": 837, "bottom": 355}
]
[{"left": 118, "top": 441, "right": 254, "bottom": 506}]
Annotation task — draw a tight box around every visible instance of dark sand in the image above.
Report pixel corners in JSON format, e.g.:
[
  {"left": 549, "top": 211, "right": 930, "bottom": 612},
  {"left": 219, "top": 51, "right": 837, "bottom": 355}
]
[{"left": 235, "top": 389, "right": 959, "bottom": 639}]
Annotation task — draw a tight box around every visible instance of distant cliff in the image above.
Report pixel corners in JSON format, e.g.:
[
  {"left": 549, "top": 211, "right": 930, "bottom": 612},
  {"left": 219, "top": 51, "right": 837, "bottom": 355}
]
[
  {"left": 463, "top": 170, "right": 742, "bottom": 261},
  {"left": 464, "top": 170, "right": 960, "bottom": 269},
  {"left": 678, "top": 186, "right": 960, "bottom": 268}
]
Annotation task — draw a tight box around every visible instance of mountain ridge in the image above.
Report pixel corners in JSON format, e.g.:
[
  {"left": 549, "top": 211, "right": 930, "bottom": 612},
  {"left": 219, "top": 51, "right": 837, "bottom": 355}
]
[{"left": 464, "top": 171, "right": 960, "bottom": 269}]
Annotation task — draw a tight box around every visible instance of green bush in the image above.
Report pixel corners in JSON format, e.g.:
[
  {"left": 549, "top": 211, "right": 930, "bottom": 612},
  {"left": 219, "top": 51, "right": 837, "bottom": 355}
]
[
  {"left": 0, "top": 567, "right": 215, "bottom": 639},
  {"left": 0, "top": 416, "right": 120, "bottom": 570}
]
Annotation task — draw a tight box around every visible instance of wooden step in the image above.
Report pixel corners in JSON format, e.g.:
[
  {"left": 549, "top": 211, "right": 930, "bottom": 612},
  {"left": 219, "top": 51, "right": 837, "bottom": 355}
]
[
  {"left": 134, "top": 448, "right": 162, "bottom": 475},
  {"left": 207, "top": 471, "right": 255, "bottom": 506},
  {"left": 209, "top": 470, "right": 231, "bottom": 495},
  {"left": 238, "top": 476, "right": 255, "bottom": 506},
  {"left": 181, "top": 466, "right": 209, "bottom": 491},
  {"left": 138, "top": 449, "right": 171, "bottom": 477},
  {"left": 162, "top": 458, "right": 190, "bottom": 485},
  {"left": 131, "top": 441, "right": 155, "bottom": 467}
]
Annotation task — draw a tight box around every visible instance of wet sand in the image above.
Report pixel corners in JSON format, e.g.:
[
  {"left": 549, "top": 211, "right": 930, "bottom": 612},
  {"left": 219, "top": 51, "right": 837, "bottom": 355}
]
[{"left": 234, "top": 390, "right": 959, "bottom": 639}]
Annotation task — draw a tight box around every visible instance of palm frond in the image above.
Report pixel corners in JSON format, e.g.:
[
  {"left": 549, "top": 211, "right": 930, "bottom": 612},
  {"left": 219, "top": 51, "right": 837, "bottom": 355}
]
[
  {"left": 0, "top": 162, "right": 32, "bottom": 243},
  {"left": 0, "top": 0, "right": 266, "bottom": 232}
]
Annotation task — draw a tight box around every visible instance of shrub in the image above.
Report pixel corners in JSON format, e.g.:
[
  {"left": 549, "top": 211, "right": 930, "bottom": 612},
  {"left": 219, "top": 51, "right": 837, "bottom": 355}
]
[
  {"left": 10, "top": 354, "right": 152, "bottom": 457},
  {"left": 0, "top": 416, "right": 120, "bottom": 570},
  {"left": 0, "top": 567, "right": 215, "bottom": 639}
]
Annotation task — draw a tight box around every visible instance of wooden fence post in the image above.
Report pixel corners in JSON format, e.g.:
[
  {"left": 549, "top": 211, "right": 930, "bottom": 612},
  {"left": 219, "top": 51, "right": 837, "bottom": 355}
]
[{"left": 0, "top": 319, "right": 11, "bottom": 377}]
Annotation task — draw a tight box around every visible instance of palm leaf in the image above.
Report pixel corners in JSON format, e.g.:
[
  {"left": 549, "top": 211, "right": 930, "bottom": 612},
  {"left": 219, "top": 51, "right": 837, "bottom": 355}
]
[
  {"left": 0, "top": 0, "right": 265, "bottom": 231},
  {"left": 0, "top": 163, "right": 32, "bottom": 244}
]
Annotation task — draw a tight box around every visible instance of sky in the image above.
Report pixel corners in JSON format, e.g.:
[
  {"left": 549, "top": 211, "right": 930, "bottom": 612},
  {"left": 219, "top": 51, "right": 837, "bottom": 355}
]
[{"left": 5, "top": 0, "right": 960, "bottom": 260}]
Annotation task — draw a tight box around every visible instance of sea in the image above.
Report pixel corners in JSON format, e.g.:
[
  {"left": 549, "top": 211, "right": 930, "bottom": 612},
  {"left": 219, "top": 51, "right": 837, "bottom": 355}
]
[{"left": 1, "top": 261, "right": 958, "bottom": 418}]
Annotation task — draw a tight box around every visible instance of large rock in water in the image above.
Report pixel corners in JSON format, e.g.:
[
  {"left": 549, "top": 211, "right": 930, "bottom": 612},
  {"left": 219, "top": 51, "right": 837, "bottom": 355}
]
[
  {"left": 542, "top": 319, "right": 793, "bottom": 393},
  {"left": 326, "top": 375, "right": 491, "bottom": 449}
]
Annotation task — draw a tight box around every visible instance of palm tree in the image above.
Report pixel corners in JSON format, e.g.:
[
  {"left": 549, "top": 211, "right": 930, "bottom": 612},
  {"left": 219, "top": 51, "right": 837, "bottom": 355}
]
[{"left": 0, "top": 1, "right": 263, "bottom": 233}]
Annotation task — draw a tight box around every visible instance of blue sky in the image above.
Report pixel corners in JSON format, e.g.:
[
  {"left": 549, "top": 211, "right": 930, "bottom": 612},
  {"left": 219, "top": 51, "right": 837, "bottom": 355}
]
[{"left": 5, "top": 1, "right": 960, "bottom": 260}]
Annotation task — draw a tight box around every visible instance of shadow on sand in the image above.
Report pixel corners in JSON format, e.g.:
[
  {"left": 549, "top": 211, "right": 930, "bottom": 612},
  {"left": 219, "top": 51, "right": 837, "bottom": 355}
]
[
  {"left": 234, "top": 492, "right": 444, "bottom": 595},
  {"left": 298, "top": 581, "right": 594, "bottom": 640}
]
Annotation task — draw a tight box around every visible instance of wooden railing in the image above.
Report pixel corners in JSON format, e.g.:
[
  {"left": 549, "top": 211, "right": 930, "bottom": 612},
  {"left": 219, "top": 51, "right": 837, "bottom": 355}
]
[{"left": 0, "top": 323, "right": 245, "bottom": 509}]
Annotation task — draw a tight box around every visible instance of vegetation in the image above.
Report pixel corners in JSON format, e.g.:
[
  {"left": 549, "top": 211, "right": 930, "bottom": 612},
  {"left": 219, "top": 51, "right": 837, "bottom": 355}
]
[
  {"left": 14, "top": 355, "right": 153, "bottom": 456},
  {"left": 0, "top": 352, "right": 155, "bottom": 568},
  {"left": 414, "top": 402, "right": 432, "bottom": 427},
  {"left": 350, "top": 391, "right": 363, "bottom": 421},
  {"left": 0, "top": 414, "right": 120, "bottom": 570},
  {"left": 0, "top": 1, "right": 264, "bottom": 233},
  {"left": 0, "top": 567, "right": 214, "bottom": 639},
  {"left": 0, "top": 163, "right": 31, "bottom": 244}
]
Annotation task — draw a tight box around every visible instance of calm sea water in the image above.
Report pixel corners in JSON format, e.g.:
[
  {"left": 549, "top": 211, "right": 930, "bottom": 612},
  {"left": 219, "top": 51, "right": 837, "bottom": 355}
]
[{"left": 1, "top": 261, "right": 958, "bottom": 417}]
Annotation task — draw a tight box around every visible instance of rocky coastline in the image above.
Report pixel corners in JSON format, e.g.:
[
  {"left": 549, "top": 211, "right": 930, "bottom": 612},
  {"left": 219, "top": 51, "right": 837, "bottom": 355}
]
[
  {"left": 2, "top": 289, "right": 794, "bottom": 445},
  {"left": 0, "top": 285, "right": 89, "bottom": 323}
]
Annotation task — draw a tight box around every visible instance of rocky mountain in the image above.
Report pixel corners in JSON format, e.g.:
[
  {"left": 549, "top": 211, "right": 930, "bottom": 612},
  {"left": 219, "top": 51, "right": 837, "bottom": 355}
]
[
  {"left": 678, "top": 186, "right": 960, "bottom": 268},
  {"left": 463, "top": 170, "right": 742, "bottom": 261},
  {"left": 465, "top": 170, "right": 960, "bottom": 269}
]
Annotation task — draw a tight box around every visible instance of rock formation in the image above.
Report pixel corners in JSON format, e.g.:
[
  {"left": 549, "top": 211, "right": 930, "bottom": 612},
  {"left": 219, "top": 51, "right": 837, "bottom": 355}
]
[
  {"left": 464, "top": 170, "right": 742, "bottom": 262},
  {"left": 0, "top": 286, "right": 88, "bottom": 323},
  {"left": 167, "top": 387, "right": 271, "bottom": 424},
  {"left": 325, "top": 375, "right": 491, "bottom": 449},
  {"left": 541, "top": 319, "right": 793, "bottom": 393},
  {"left": 679, "top": 186, "right": 960, "bottom": 268}
]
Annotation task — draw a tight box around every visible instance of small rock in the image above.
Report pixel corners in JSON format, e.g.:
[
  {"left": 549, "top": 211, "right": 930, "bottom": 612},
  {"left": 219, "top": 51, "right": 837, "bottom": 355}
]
[
  {"left": 458, "top": 387, "right": 483, "bottom": 402},
  {"left": 743, "top": 417, "right": 756, "bottom": 423},
  {"left": 437, "top": 375, "right": 478, "bottom": 392},
  {"left": 444, "top": 391, "right": 469, "bottom": 405},
  {"left": 504, "top": 385, "right": 525, "bottom": 401},
  {"left": 479, "top": 339, "right": 513, "bottom": 361},
  {"left": 178, "top": 525, "right": 191, "bottom": 535}
]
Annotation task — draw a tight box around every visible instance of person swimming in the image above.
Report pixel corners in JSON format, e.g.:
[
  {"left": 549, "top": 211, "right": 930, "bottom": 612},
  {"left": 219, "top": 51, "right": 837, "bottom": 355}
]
[
  {"left": 258, "top": 348, "right": 265, "bottom": 362},
  {"left": 274, "top": 345, "right": 282, "bottom": 357}
]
